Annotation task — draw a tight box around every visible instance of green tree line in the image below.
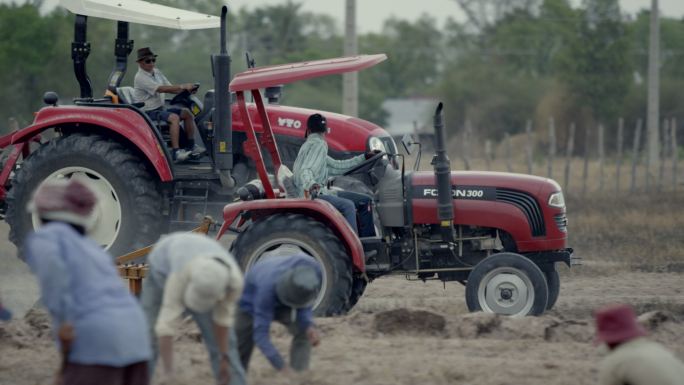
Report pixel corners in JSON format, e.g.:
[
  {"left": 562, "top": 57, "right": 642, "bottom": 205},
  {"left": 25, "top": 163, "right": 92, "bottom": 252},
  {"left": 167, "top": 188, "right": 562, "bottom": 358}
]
[{"left": 1, "top": 0, "right": 682, "bottom": 155}]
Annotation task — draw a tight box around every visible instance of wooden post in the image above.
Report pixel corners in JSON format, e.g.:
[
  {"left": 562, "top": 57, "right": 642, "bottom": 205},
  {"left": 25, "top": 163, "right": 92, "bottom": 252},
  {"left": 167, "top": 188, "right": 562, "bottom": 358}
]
[
  {"left": 582, "top": 125, "right": 590, "bottom": 197},
  {"left": 525, "top": 119, "right": 533, "bottom": 174},
  {"left": 630, "top": 119, "right": 643, "bottom": 193},
  {"left": 672, "top": 117, "right": 678, "bottom": 191},
  {"left": 616, "top": 118, "right": 624, "bottom": 193},
  {"left": 598, "top": 124, "right": 605, "bottom": 192},
  {"left": 564, "top": 123, "right": 575, "bottom": 192},
  {"left": 504, "top": 133, "right": 513, "bottom": 172},
  {"left": 484, "top": 139, "right": 492, "bottom": 170},
  {"left": 658, "top": 119, "right": 668, "bottom": 192},
  {"left": 462, "top": 120, "right": 472, "bottom": 170},
  {"left": 547, "top": 117, "right": 556, "bottom": 178}
]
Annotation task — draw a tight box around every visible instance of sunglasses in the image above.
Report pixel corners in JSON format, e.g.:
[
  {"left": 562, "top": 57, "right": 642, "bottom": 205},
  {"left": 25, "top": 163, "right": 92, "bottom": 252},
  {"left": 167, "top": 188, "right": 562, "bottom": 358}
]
[{"left": 144, "top": 58, "right": 156, "bottom": 64}]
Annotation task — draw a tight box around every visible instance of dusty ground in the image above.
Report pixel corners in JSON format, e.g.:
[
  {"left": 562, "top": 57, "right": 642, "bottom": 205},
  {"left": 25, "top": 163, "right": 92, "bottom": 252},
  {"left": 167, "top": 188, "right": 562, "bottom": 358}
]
[{"left": 1, "top": 193, "right": 684, "bottom": 385}]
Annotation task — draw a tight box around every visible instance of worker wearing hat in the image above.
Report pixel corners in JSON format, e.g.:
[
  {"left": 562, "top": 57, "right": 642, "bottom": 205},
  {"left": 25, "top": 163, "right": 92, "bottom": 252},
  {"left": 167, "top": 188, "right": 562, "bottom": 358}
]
[
  {"left": 292, "top": 113, "right": 378, "bottom": 236},
  {"left": 23, "top": 179, "right": 151, "bottom": 385},
  {"left": 594, "top": 304, "right": 684, "bottom": 385},
  {"left": 141, "top": 232, "right": 245, "bottom": 385},
  {"left": 234, "top": 250, "right": 323, "bottom": 373},
  {"left": 133, "top": 46, "right": 204, "bottom": 163}
]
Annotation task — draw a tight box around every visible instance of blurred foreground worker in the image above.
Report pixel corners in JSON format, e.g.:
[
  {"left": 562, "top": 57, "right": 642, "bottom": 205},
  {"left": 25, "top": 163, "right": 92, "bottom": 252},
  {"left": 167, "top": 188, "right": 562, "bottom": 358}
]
[
  {"left": 0, "top": 292, "right": 12, "bottom": 321},
  {"left": 141, "top": 232, "right": 245, "bottom": 385},
  {"left": 235, "top": 251, "right": 323, "bottom": 373},
  {"left": 595, "top": 304, "right": 684, "bottom": 385},
  {"left": 23, "top": 179, "right": 151, "bottom": 385}
]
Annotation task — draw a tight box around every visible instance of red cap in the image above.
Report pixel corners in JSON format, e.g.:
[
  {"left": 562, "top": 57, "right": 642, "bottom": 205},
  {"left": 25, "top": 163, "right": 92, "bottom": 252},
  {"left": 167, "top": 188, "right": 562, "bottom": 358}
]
[
  {"left": 594, "top": 304, "right": 647, "bottom": 345},
  {"left": 28, "top": 179, "right": 97, "bottom": 229}
]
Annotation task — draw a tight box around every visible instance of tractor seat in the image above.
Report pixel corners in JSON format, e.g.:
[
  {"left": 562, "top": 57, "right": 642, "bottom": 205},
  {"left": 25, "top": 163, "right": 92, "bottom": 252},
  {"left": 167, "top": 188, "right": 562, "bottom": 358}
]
[
  {"left": 105, "top": 86, "right": 145, "bottom": 108},
  {"left": 116, "top": 86, "right": 137, "bottom": 105}
]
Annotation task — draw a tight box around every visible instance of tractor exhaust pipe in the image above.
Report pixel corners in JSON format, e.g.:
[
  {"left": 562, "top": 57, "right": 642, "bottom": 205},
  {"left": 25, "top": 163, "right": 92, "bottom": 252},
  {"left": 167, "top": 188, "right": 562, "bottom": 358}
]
[
  {"left": 431, "top": 102, "right": 455, "bottom": 242},
  {"left": 212, "top": 6, "right": 234, "bottom": 188}
]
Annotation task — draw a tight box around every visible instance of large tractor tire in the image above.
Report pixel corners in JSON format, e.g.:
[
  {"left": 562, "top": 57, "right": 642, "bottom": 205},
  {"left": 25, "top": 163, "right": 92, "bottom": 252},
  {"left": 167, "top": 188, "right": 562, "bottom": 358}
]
[
  {"left": 465, "top": 252, "right": 549, "bottom": 317},
  {"left": 231, "top": 213, "right": 354, "bottom": 316},
  {"left": 6, "top": 134, "right": 164, "bottom": 258}
]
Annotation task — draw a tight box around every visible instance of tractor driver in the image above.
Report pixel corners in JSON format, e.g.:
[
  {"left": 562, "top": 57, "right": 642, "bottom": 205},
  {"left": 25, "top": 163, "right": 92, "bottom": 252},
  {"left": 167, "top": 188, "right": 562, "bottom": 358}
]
[
  {"left": 292, "top": 113, "right": 378, "bottom": 237},
  {"left": 133, "top": 47, "right": 204, "bottom": 163}
]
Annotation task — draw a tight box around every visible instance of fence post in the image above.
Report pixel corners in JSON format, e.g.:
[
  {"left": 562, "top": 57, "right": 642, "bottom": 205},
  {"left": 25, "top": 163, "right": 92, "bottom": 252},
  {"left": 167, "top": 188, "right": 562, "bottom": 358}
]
[
  {"left": 598, "top": 124, "right": 604, "bottom": 192},
  {"left": 658, "top": 118, "right": 668, "bottom": 192},
  {"left": 504, "top": 133, "right": 513, "bottom": 172},
  {"left": 616, "top": 118, "right": 624, "bottom": 193},
  {"left": 8, "top": 117, "right": 19, "bottom": 132},
  {"left": 582, "top": 125, "right": 590, "bottom": 197},
  {"left": 630, "top": 119, "right": 643, "bottom": 193},
  {"left": 564, "top": 123, "right": 575, "bottom": 192},
  {"left": 547, "top": 117, "right": 556, "bottom": 178},
  {"left": 672, "top": 117, "right": 678, "bottom": 191},
  {"left": 525, "top": 119, "right": 533, "bottom": 174},
  {"left": 485, "top": 139, "right": 492, "bottom": 170},
  {"left": 462, "top": 120, "right": 472, "bottom": 170}
]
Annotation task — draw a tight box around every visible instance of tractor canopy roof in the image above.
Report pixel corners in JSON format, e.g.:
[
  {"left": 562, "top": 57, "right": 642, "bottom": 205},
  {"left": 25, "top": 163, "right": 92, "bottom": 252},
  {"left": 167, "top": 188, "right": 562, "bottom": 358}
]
[
  {"left": 229, "top": 54, "right": 387, "bottom": 92},
  {"left": 60, "top": 0, "right": 220, "bottom": 30}
]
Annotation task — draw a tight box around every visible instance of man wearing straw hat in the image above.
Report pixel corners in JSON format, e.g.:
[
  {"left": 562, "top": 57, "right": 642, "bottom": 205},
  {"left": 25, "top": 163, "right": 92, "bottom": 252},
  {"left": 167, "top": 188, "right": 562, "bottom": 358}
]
[
  {"left": 594, "top": 304, "right": 684, "bottom": 385},
  {"left": 235, "top": 250, "right": 323, "bottom": 373},
  {"left": 141, "top": 232, "right": 245, "bottom": 385}
]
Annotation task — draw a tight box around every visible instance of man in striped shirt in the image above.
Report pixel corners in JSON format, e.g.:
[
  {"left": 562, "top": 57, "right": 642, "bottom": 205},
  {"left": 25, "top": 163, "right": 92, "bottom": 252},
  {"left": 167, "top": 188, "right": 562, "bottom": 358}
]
[{"left": 292, "top": 113, "right": 378, "bottom": 236}]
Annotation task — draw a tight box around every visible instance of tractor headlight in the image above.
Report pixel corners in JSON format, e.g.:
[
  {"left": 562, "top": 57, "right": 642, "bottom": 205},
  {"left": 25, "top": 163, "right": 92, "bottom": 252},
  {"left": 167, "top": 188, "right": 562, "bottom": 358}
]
[
  {"left": 368, "top": 136, "right": 386, "bottom": 153},
  {"left": 548, "top": 191, "right": 565, "bottom": 208}
]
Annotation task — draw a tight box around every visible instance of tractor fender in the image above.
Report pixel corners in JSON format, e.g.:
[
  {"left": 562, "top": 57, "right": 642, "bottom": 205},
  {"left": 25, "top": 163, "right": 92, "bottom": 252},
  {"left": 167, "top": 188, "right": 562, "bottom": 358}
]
[
  {"left": 218, "top": 198, "right": 366, "bottom": 272},
  {"left": 11, "top": 106, "right": 173, "bottom": 181}
]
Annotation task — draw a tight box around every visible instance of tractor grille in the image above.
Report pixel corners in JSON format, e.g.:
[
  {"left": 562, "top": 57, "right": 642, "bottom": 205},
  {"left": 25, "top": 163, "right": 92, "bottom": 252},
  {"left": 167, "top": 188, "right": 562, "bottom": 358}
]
[
  {"left": 495, "top": 189, "right": 545, "bottom": 236},
  {"left": 554, "top": 213, "right": 568, "bottom": 233}
]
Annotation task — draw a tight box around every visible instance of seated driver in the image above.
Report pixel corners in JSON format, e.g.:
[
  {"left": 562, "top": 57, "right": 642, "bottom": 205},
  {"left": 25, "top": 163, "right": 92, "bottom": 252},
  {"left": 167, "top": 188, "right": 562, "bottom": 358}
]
[
  {"left": 133, "top": 47, "right": 204, "bottom": 163},
  {"left": 292, "top": 113, "right": 377, "bottom": 237}
]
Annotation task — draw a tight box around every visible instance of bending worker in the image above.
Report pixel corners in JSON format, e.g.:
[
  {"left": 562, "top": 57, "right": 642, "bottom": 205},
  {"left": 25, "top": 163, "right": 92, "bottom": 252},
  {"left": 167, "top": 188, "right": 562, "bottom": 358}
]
[
  {"left": 595, "top": 304, "right": 684, "bottom": 385},
  {"left": 292, "top": 113, "right": 378, "bottom": 236},
  {"left": 141, "top": 232, "right": 245, "bottom": 385},
  {"left": 235, "top": 251, "right": 322, "bottom": 373},
  {"left": 24, "top": 179, "right": 151, "bottom": 385}
]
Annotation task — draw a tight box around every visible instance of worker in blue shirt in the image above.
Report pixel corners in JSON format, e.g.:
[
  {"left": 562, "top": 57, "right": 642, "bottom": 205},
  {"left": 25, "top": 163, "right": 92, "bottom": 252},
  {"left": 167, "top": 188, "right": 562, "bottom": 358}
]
[
  {"left": 0, "top": 292, "right": 11, "bottom": 322},
  {"left": 235, "top": 252, "right": 322, "bottom": 373},
  {"left": 23, "top": 179, "right": 151, "bottom": 385}
]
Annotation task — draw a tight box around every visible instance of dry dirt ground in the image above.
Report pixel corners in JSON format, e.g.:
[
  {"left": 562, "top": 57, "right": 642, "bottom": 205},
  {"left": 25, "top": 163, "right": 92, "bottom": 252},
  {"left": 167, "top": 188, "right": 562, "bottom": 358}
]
[{"left": 1, "top": 194, "right": 684, "bottom": 385}]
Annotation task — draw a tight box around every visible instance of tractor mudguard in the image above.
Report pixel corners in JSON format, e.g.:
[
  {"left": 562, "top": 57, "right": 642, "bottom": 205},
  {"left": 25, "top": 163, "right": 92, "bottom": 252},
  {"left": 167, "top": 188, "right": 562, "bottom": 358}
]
[
  {"left": 10, "top": 106, "right": 173, "bottom": 181},
  {"left": 0, "top": 142, "right": 30, "bottom": 200},
  {"left": 218, "top": 198, "right": 366, "bottom": 272}
]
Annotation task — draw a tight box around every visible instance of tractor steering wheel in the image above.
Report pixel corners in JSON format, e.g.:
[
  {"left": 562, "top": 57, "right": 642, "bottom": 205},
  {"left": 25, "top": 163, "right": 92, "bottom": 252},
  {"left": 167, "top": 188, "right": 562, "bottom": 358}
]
[
  {"left": 170, "top": 83, "right": 200, "bottom": 106},
  {"left": 342, "top": 151, "right": 386, "bottom": 176}
]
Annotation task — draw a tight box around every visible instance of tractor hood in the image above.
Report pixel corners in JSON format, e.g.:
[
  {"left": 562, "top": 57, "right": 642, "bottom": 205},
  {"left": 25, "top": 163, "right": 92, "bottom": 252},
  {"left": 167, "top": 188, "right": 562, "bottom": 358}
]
[
  {"left": 232, "top": 103, "right": 393, "bottom": 153},
  {"left": 411, "top": 171, "right": 562, "bottom": 200}
]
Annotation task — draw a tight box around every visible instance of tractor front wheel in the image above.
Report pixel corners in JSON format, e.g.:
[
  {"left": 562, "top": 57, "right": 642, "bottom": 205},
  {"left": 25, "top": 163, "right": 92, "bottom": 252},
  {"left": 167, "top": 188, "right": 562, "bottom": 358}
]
[
  {"left": 231, "top": 213, "right": 353, "bottom": 316},
  {"left": 6, "top": 134, "right": 164, "bottom": 257},
  {"left": 465, "top": 252, "right": 549, "bottom": 317},
  {"left": 544, "top": 267, "right": 560, "bottom": 310}
]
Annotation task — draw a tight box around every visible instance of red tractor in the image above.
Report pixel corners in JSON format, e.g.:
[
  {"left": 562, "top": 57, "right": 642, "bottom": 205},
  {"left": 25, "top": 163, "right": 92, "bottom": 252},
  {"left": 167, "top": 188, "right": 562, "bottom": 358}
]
[
  {"left": 219, "top": 61, "right": 579, "bottom": 317},
  {"left": 0, "top": 1, "right": 395, "bottom": 255}
]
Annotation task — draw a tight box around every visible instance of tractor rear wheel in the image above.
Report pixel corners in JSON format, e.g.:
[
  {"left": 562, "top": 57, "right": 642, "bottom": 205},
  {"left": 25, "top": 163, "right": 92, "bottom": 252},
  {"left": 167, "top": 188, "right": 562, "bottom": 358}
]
[
  {"left": 231, "top": 213, "right": 353, "bottom": 316},
  {"left": 6, "top": 134, "right": 164, "bottom": 258},
  {"left": 465, "top": 252, "right": 549, "bottom": 317}
]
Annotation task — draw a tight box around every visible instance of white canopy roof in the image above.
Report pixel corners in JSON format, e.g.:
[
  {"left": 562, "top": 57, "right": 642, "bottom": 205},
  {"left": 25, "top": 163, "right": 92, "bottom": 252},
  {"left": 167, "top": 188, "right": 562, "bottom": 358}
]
[{"left": 60, "top": 0, "right": 220, "bottom": 30}]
